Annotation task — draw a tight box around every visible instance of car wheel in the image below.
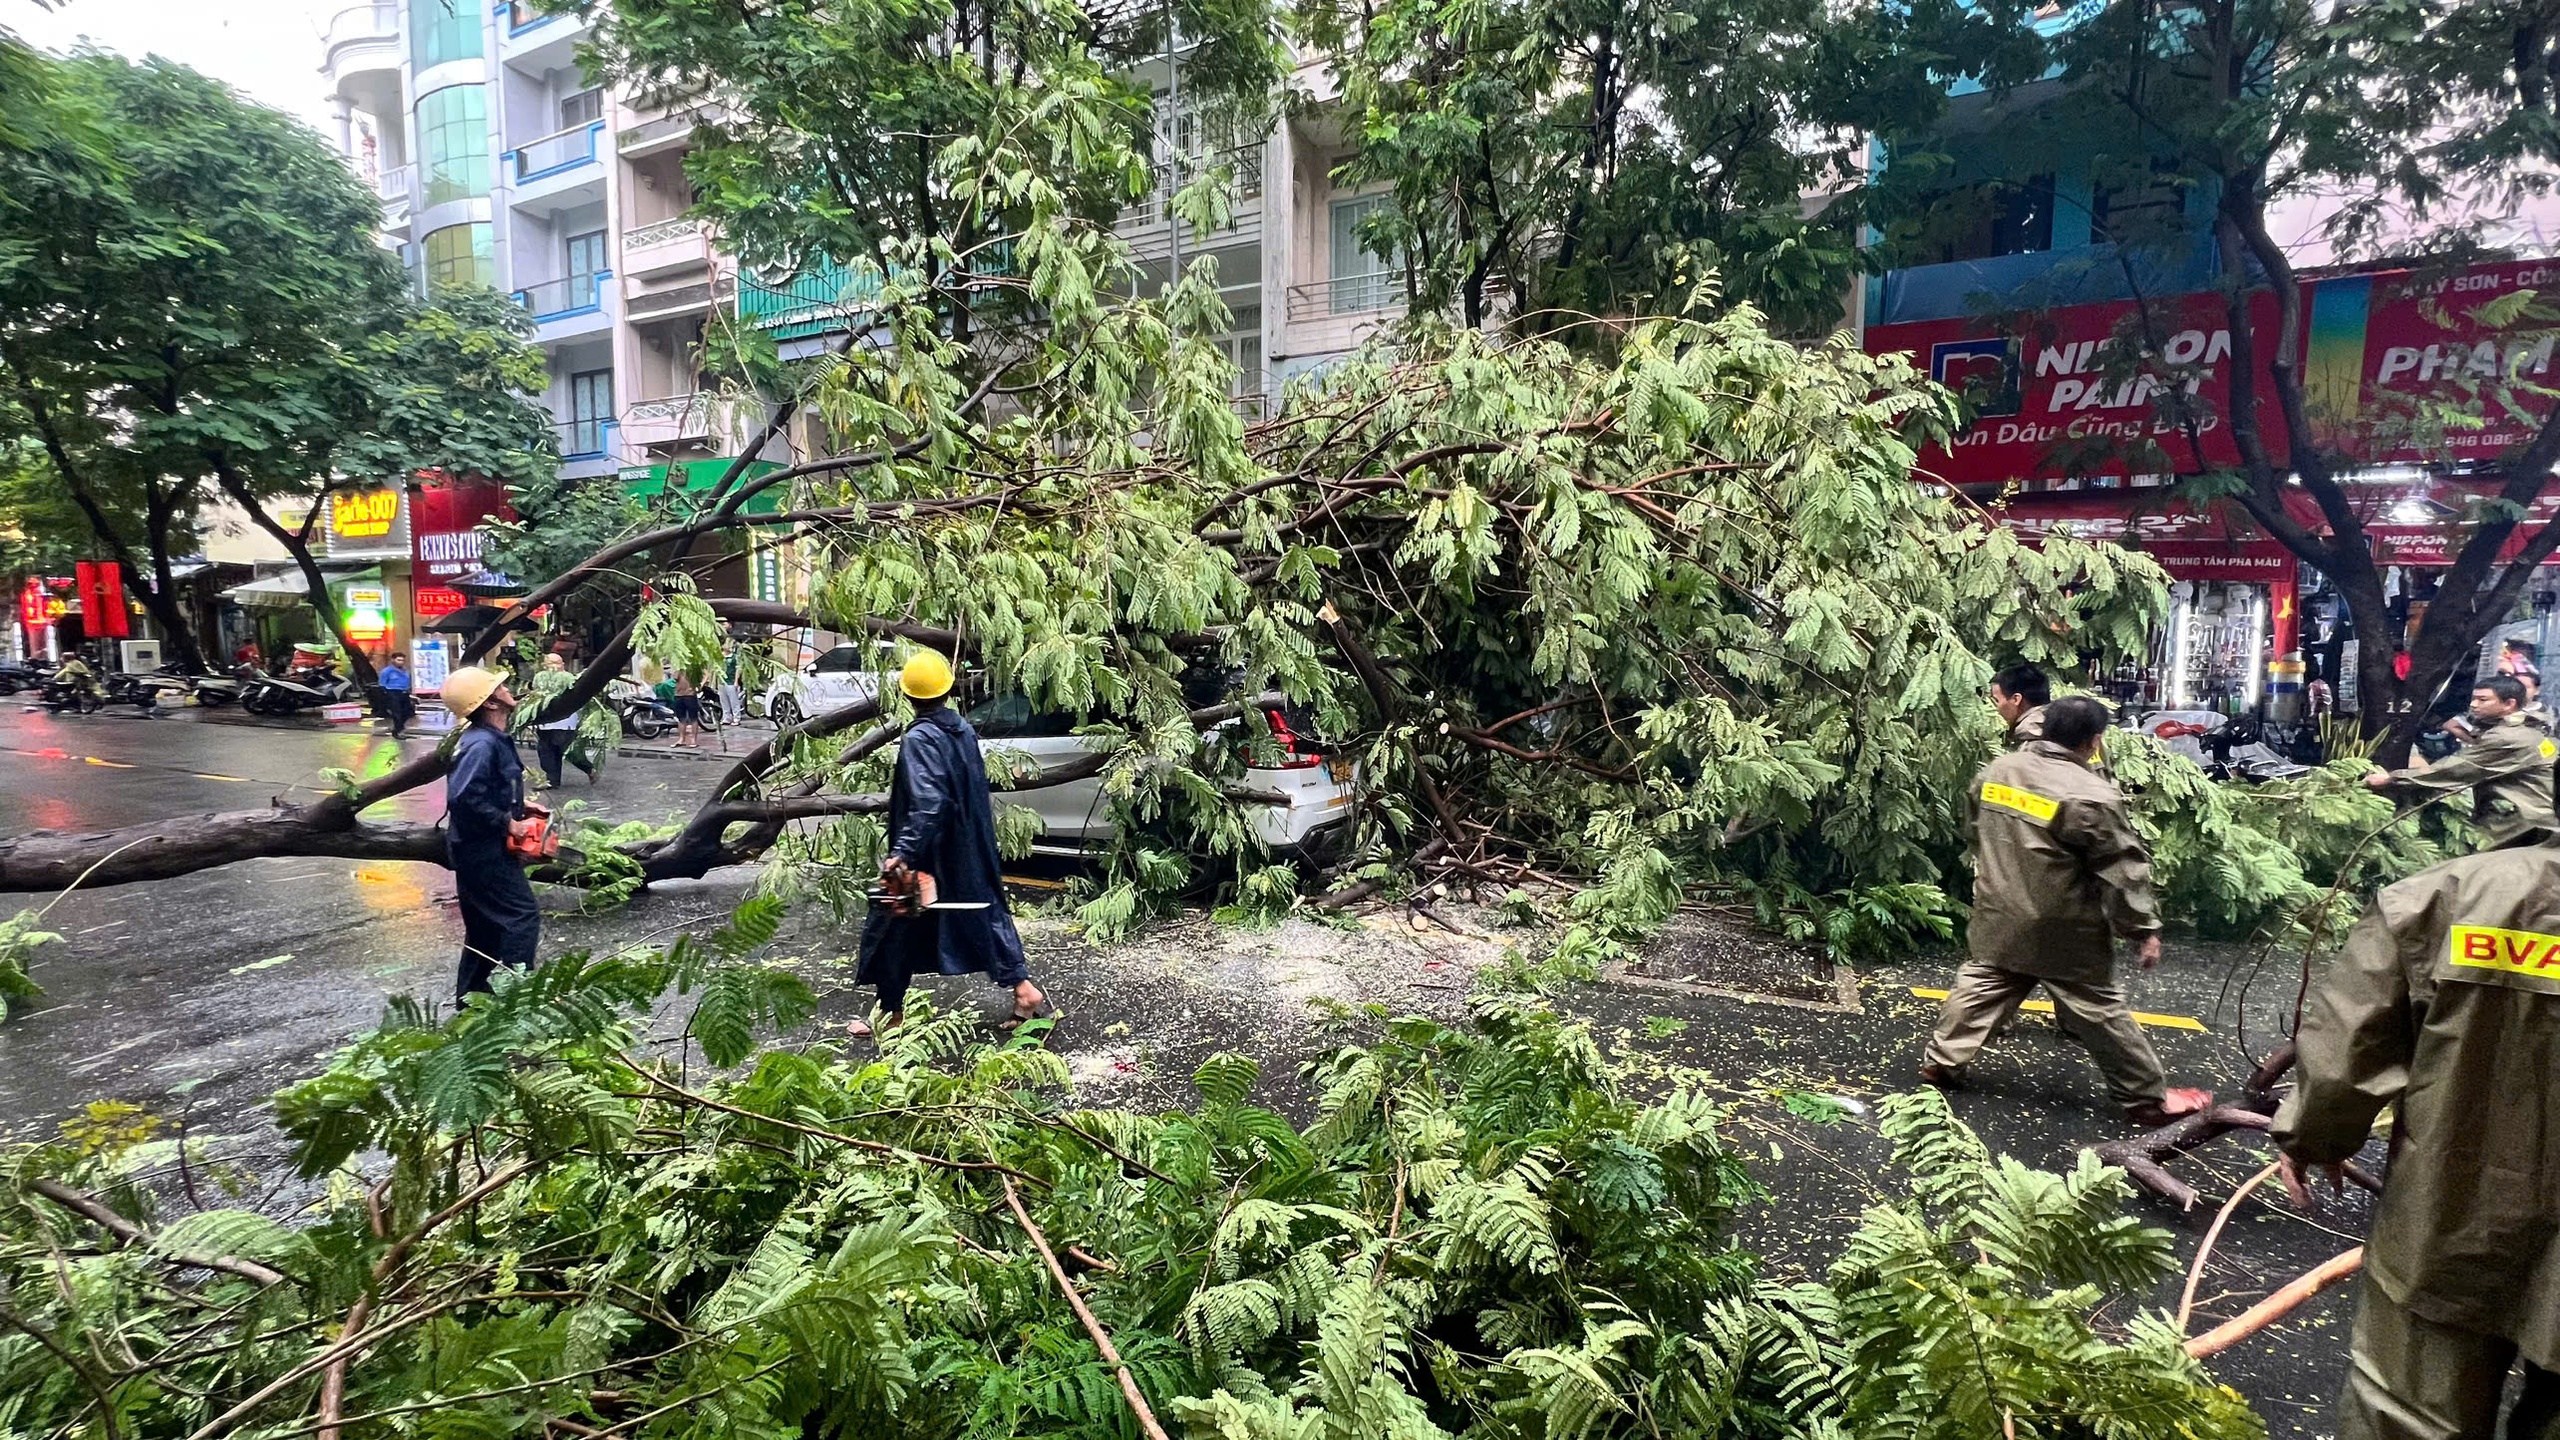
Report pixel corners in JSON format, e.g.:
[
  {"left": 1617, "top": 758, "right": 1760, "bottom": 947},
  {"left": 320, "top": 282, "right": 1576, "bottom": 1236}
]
[{"left": 768, "top": 694, "right": 801, "bottom": 731}]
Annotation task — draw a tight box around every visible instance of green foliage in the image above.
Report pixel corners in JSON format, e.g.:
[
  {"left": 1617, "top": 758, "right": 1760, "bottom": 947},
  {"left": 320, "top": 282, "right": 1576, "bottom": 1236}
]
[
  {"left": 0, "top": 908, "right": 58, "bottom": 1022},
  {"left": 0, "top": 927, "right": 2261, "bottom": 1439}
]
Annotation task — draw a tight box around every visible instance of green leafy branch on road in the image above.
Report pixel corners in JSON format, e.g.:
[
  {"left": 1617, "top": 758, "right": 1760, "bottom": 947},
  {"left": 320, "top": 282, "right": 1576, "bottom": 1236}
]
[
  {"left": 0, "top": 917, "right": 2261, "bottom": 1439},
  {"left": 0, "top": 909, "right": 56, "bottom": 1021}
]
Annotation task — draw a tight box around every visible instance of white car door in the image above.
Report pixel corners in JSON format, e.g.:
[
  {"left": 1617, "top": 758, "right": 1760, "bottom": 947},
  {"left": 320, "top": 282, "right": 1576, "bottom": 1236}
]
[{"left": 966, "top": 693, "right": 1114, "bottom": 848}]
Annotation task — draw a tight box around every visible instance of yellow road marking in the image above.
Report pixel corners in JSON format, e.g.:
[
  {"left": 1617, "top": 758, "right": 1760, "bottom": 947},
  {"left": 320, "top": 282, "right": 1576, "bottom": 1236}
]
[
  {"left": 81, "top": 757, "right": 134, "bottom": 768},
  {"left": 1908, "top": 986, "right": 2208, "bottom": 1032}
]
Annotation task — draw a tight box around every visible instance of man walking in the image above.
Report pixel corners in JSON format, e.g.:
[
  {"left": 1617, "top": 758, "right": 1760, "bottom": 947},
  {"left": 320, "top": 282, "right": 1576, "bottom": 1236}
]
[
  {"left": 1922, "top": 695, "right": 2212, "bottom": 1126},
  {"left": 852, "top": 650, "right": 1048, "bottom": 1036},
  {"left": 2367, "top": 674, "right": 2557, "bottom": 849},
  {"left": 440, "top": 666, "right": 541, "bottom": 1007},
  {"left": 2274, "top": 826, "right": 2560, "bottom": 1439},
  {"left": 527, "top": 653, "right": 595, "bottom": 787},
  {"left": 1989, "top": 663, "right": 2051, "bottom": 748},
  {"left": 376, "top": 651, "right": 415, "bottom": 740}
]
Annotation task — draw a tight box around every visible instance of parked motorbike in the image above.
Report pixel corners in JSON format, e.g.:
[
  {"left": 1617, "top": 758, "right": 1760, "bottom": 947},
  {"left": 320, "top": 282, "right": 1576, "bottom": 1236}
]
[
  {"left": 40, "top": 675, "right": 102, "bottom": 714},
  {"left": 0, "top": 658, "right": 52, "bottom": 696},
  {"left": 242, "top": 664, "right": 360, "bottom": 716},
  {"left": 187, "top": 666, "right": 253, "bottom": 708},
  {"left": 2129, "top": 708, "right": 2312, "bottom": 783},
  {"left": 609, "top": 683, "right": 677, "bottom": 740}
]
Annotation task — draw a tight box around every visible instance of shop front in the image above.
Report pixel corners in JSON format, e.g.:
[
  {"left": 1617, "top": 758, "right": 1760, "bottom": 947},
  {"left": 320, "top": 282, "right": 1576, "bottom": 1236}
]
[
  {"left": 409, "top": 482, "right": 515, "bottom": 695},
  {"left": 620, "top": 460, "right": 791, "bottom": 603}
]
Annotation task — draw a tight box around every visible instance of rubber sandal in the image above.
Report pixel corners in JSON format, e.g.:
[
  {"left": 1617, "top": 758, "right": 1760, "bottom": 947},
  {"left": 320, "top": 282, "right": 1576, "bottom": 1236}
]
[{"left": 997, "top": 999, "right": 1058, "bottom": 1032}]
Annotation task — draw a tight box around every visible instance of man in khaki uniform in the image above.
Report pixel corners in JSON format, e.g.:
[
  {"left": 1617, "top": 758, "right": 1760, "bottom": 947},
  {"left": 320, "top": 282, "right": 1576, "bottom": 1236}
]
[
  {"left": 1922, "top": 696, "right": 2213, "bottom": 1126},
  {"left": 1989, "top": 662, "right": 2050, "bottom": 748},
  {"left": 2369, "top": 675, "right": 2557, "bottom": 849},
  {"left": 2274, "top": 828, "right": 2560, "bottom": 1439}
]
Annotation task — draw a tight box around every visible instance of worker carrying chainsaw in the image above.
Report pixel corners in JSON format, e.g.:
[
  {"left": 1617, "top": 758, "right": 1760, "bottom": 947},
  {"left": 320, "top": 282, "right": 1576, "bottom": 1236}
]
[
  {"left": 2273, "top": 826, "right": 2560, "bottom": 1440},
  {"left": 1920, "top": 694, "right": 2213, "bottom": 1128},
  {"left": 852, "top": 649, "right": 1051, "bottom": 1037}
]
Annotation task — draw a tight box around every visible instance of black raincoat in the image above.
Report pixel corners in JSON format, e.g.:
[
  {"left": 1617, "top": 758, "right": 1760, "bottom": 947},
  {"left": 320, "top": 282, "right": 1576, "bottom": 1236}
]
[
  {"left": 446, "top": 722, "right": 540, "bottom": 1004},
  {"left": 856, "top": 706, "right": 1028, "bottom": 1007}
]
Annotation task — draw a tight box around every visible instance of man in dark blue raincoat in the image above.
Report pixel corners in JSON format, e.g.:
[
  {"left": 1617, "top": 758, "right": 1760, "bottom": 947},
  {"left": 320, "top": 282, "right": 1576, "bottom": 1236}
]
[
  {"left": 441, "top": 665, "right": 542, "bottom": 1007},
  {"left": 854, "top": 650, "right": 1048, "bottom": 1033}
]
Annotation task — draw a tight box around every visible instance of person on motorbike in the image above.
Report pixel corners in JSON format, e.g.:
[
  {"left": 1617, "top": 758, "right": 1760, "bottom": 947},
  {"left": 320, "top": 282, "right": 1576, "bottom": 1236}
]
[{"left": 54, "top": 650, "right": 99, "bottom": 701}]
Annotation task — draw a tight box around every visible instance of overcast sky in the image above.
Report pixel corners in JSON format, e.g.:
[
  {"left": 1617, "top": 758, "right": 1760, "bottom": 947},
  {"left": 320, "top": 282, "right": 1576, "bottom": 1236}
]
[{"left": 10, "top": 0, "right": 342, "bottom": 132}]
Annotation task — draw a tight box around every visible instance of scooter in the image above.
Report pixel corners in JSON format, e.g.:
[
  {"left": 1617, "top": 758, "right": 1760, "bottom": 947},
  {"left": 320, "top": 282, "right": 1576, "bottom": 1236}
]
[
  {"left": 2131, "top": 708, "right": 2311, "bottom": 782},
  {"left": 242, "top": 665, "right": 360, "bottom": 716},
  {"left": 608, "top": 683, "right": 677, "bottom": 740},
  {"left": 40, "top": 674, "right": 102, "bottom": 714},
  {"left": 0, "top": 659, "right": 52, "bottom": 696},
  {"left": 187, "top": 667, "right": 251, "bottom": 708}
]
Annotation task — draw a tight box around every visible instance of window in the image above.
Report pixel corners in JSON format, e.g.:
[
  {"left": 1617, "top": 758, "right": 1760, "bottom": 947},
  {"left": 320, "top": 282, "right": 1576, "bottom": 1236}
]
[
  {"left": 1216, "top": 305, "right": 1263, "bottom": 399},
  {"left": 410, "top": 0, "right": 482, "bottom": 70},
  {"left": 965, "top": 692, "right": 1083, "bottom": 739},
  {"left": 567, "top": 369, "right": 612, "bottom": 457},
  {"left": 812, "top": 646, "right": 863, "bottom": 675},
  {"left": 1920, "top": 175, "right": 2056, "bottom": 265},
  {"left": 564, "top": 229, "right": 606, "bottom": 308},
  {"left": 1329, "top": 194, "right": 1397, "bottom": 313},
  {"left": 558, "top": 88, "right": 603, "bottom": 130},
  {"left": 422, "top": 223, "right": 494, "bottom": 291},
  {"left": 416, "top": 85, "right": 489, "bottom": 206},
  {"left": 2093, "top": 168, "right": 2187, "bottom": 246}
]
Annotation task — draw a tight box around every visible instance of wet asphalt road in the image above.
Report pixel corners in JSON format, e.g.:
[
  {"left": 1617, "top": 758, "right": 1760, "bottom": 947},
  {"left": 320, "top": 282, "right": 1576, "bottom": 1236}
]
[{"left": 0, "top": 704, "right": 2378, "bottom": 1435}]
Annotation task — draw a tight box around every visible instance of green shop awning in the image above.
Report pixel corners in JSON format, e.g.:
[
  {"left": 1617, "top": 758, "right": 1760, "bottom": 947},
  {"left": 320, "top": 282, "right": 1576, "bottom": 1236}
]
[{"left": 619, "top": 459, "right": 784, "bottom": 517}]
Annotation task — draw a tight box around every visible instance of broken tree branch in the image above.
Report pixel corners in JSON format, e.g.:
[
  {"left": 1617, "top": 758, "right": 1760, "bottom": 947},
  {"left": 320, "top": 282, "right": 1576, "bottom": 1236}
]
[{"left": 1000, "top": 1176, "right": 1171, "bottom": 1440}]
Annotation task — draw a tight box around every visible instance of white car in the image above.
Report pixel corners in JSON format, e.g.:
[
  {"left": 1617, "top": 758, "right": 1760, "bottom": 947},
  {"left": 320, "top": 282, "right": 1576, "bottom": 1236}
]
[
  {"left": 761, "top": 643, "right": 886, "bottom": 729},
  {"left": 964, "top": 691, "right": 1357, "bottom": 857}
]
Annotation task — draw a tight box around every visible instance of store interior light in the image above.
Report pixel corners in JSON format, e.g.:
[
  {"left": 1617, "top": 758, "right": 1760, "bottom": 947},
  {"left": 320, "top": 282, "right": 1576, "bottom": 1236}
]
[
  {"left": 2168, "top": 592, "right": 2192, "bottom": 708},
  {"left": 345, "top": 607, "right": 390, "bottom": 642},
  {"left": 2243, "top": 589, "right": 2266, "bottom": 708}
]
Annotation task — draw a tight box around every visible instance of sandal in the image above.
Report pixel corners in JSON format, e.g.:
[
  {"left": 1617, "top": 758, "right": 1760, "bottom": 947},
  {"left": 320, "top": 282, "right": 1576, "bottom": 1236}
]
[
  {"left": 847, "top": 1012, "right": 902, "bottom": 1040},
  {"left": 997, "top": 998, "right": 1059, "bottom": 1032}
]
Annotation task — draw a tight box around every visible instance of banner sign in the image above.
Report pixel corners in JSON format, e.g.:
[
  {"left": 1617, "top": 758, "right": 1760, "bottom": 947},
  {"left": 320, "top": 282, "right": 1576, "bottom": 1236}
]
[
  {"left": 1866, "top": 258, "right": 2559, "bottom": 486},
  {"left": 74, "top": 561, "right": 129, "bottom": 639},
  {"left": 410, "top": 484, "right": 514, "bottom": 581}
]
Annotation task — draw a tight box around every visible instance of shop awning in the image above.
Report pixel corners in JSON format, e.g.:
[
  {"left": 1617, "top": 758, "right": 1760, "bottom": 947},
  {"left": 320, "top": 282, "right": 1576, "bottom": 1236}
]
[{"left": 220, "top": 563, "right": 379, "bottom": 609}]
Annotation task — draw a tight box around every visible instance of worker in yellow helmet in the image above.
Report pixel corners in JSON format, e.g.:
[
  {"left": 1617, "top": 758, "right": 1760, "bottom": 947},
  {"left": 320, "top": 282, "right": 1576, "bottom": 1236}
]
[{"left": 852, "top": 649, "right": 1049, "bottom": 1035}]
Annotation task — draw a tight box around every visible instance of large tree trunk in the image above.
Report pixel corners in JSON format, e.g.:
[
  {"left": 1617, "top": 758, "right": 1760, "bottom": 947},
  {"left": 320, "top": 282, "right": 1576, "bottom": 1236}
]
[
  {"left": 142, "top": 481, "right": 208, "bottom": 672},
  {"left": 209, "top": 463, "right": 379, "bottom": 687}
]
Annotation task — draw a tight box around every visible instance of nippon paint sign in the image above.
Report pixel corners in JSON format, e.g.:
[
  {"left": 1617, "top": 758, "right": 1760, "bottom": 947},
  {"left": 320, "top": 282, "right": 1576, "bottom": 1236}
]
[{"left": 1868, "top": 259, "right": 2559, "bottom": 484}]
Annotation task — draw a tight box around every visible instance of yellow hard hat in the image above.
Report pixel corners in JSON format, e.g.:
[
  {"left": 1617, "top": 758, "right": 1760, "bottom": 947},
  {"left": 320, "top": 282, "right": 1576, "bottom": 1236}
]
[
  {"left": 899, "top": 649, "right": 954, "bottom": 700},
  {"left": 442, "top": 666, "right": 504, "bottom": 719}
]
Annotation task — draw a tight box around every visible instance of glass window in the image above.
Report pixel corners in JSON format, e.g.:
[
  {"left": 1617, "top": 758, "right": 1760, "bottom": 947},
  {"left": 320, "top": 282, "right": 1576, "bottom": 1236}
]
[
  {"left": 568, "top": 370, "right": 612, "bottom": 457},
  {"left": 422, "top": 223, "right": 494, "bottom": 291},
  {"left": 410, "top": 0, "right": 482, "bottom": 70},
  {"left": 559, "top": 88, "right": 603, "bottom": 130},
  {"left": 565, "top": 229, "right": 606, "bottom": 307},
  {"left": 1329, "top": 194, "right": 1397, "bottom": 313},
  {"left": 416, "top": 85, "right": 489, "bottom": 206}
]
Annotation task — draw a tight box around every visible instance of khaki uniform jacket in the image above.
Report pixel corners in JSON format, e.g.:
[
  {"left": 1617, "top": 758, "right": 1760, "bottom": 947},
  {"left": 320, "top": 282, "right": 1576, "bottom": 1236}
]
[
  {"left": 2272, "top": 841, "right": 2560, "bottom": 1367},
  {"left": 2385, "top": 713, "right": 2558, "bottom": 847},
  {"left": 2005, "top": 704, "right": 2048, "bottom": 749},
  {"left": 1967, "top": 741, "right": 2161, "bottom": 984}
]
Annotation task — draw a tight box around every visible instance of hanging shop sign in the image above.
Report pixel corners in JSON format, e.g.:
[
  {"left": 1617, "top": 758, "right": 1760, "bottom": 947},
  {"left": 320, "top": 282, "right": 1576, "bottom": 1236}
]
[
  {"left": 414, "top": 585, "right": 467, "bottom": 619},
  {"left": 410, "top": 483, "right": 515, "bottom": 581},
  {"left": 1865, "top": 257, "right": 2560, "bottom": 486},
  {"left": 74, "top": 561, "right": 129, "bottom": 639},
  {"left": 342, "top": 584, "right": 392, "bottom": 643},
  {"left": 325, "top": 488, "right": 409, "bottom": 554}
]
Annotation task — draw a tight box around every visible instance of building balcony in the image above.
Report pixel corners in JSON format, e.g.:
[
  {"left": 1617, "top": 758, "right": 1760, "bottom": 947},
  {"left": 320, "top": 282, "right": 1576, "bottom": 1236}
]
[
  {"left": 552, "top": 418, "right": 622, "bottom": 478},
  {"left": 1118, "top": 142, "right": 1266, "bottom": 259},
  {"left": 497, "top": 0, "right": 585, "bottom": 67},
  {"left": 621, "top": 392, "right": 715, "bottom": 450},
  {"left": 373, "top": 163, "right": 414, "bottom": 228},
  {"left": 512, "top": 269, "right": 614, "bottom": 342},
  {"left": 321, "top": 2, "right": 400, "bottom": 84},
  {"left": 621, "top": 218, "right": 712, "bottom": 280},
  {"left": 1285, "top": 274, "right": 1401, "bottom": 322},
  {"left": 624, "top": 272, "right": 732, "bottom": 324},
  {"left": 511, "top": 122, "right": 604, "bottom": 183}
]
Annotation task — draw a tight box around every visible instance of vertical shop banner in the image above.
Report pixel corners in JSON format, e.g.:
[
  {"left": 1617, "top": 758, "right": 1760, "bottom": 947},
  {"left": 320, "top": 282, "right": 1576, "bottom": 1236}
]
[
  {"left": 413, "top": 638, "right": 451, "bottom": 695},
  {"left": 411, "top": 484, "right": 515, "bottom": 581},
  {"left": 74, "top": 561, "right": 129, "bottom": 639}
]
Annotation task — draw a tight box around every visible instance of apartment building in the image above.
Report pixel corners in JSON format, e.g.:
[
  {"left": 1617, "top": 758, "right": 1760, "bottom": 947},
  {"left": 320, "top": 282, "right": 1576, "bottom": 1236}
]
[{"left": 320, "top": 0, "right": 762, "bottom": 498}]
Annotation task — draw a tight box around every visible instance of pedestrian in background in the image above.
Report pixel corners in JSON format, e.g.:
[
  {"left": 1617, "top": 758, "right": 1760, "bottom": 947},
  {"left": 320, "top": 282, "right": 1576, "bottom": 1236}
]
[
  {"left": 528, "top": 653, "right": 594, "bottom": 787},
  {"left": 718, "top": 641, "right": 745, "bottom": 729},
  {"left": 1921, "top": 695, "right": 2214, "bottom": 1128},
  {"left": 2275, "top": 824, "right": 2560, "bottom": 1439},
  {"left": 376, "top": 651, "right": 415, "bottom": 740},
  {"left": 439, "top": 666, "right": 541, "bottom": 1006},
  {"left": 671, "top": 670, "right": 703, "bottom": 749},
  {"left": 1988, "top": 662, "right": 2051, "bottom": 748}
]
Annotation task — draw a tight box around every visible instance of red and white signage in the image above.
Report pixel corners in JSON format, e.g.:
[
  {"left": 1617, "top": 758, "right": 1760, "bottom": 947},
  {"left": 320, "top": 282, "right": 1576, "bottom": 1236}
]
[
  {"left": 410, "top": 483, "right": 514, "bottom": 582},
  {"left": 1867, "top": 259, "right": 2559, "bottom": 487}
]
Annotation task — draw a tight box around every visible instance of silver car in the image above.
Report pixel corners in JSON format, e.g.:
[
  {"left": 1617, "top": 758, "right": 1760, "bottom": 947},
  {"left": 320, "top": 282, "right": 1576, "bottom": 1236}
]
[{"left": 964, "top": 691, "right": 1357, "bottom": 857}]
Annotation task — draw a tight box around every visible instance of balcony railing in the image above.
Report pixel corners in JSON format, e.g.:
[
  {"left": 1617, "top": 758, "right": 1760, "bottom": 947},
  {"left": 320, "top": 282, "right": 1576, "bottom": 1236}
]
[
  {"left": 372, "top": 163, "right": 414, "bottom": 219},
  {"left": 624, "top": 276, "right": 724, "bottom": 320},
  {"left": 1121, "top": 141, "right": 1265, "bottom": 228},
  {"left": 1285, "top": 273, "right": 1403, "bottom": 322},
  {"left": 511, "top": 122, "right": 604, "bottom": 181},
  {"left": 552, "top": 417, "right": 617, "bottom": 461},
  {"left": 624, "top": 217, "right": 704, "bottom": 251},
  {"left": 624, "top": 393, "right": 713, "bottom": 440},
  {"left": 323, "top": 2, "right": 398, "bottom": 56},
  {"left": 512, "top": 270, "right": 610, "bottom": 319}
]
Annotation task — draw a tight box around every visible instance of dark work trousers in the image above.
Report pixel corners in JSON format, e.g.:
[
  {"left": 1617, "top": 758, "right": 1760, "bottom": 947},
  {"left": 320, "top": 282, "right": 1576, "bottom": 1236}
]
[
  {"left": 377, "top": 690, "right": 415, "bottom": 738},
  {"left": 450, "top": 841, "right": 540, "bottom": 1007},
  {"left": 533, "top": 727, "right": 588, "bottom": 787}
]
